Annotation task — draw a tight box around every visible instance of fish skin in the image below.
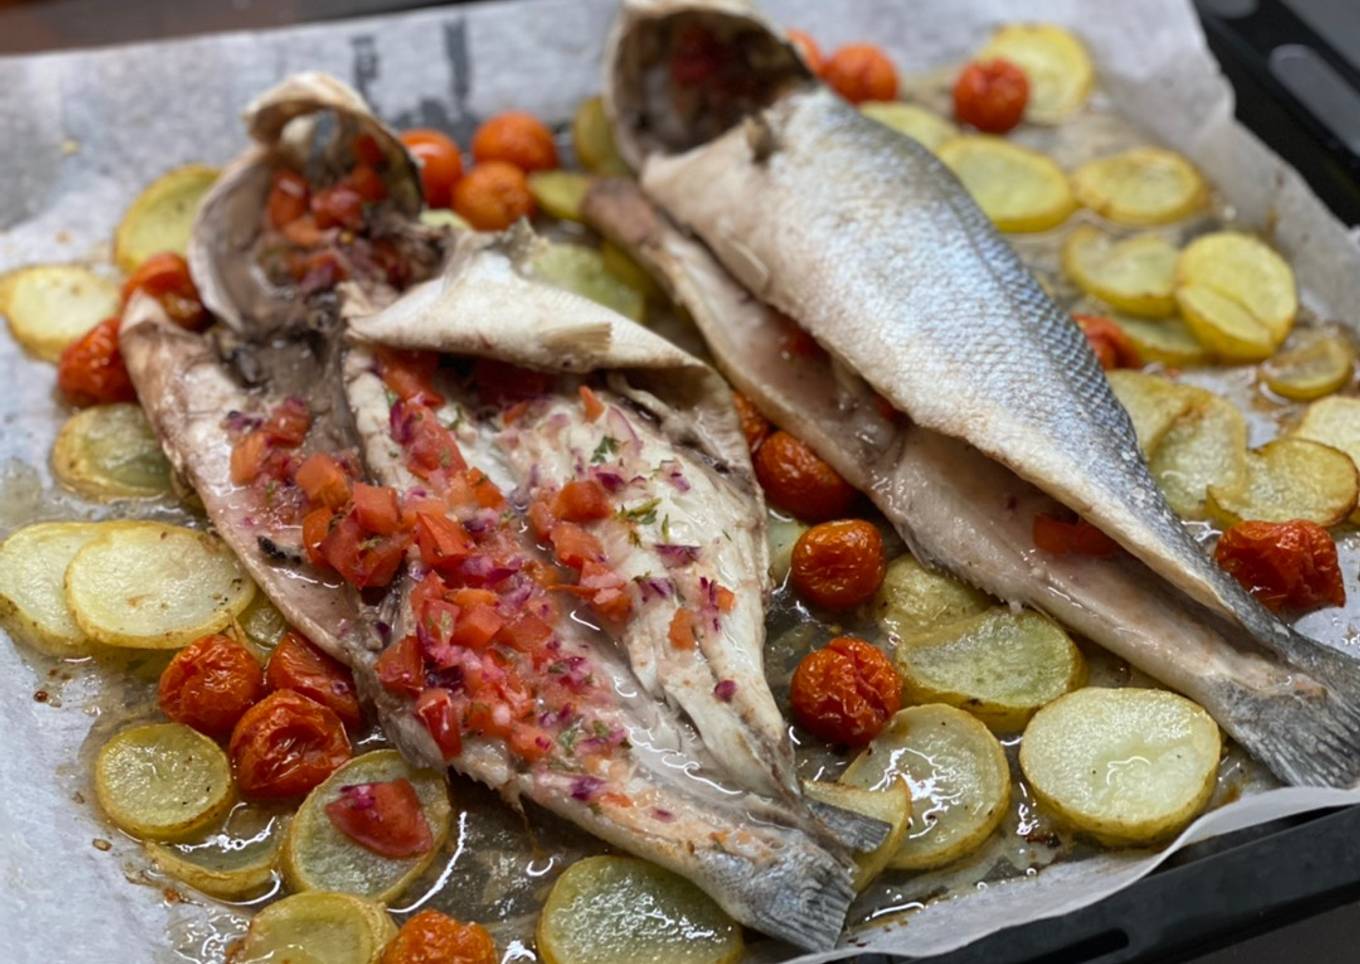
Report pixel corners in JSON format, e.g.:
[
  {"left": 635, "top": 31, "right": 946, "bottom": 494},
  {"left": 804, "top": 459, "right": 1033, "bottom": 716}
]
[{"left": 582, "top": 177, "right": 1360, "bottom": 788}]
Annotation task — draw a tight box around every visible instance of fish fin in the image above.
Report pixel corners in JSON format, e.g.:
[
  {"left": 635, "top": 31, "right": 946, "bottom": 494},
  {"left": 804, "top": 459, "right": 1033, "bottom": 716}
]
[
  {"left": 701, "top": 846, "right": 856, "bottom": 951},
  {"left": 806, "top": 799, "right": 891, "bottom": 853}
]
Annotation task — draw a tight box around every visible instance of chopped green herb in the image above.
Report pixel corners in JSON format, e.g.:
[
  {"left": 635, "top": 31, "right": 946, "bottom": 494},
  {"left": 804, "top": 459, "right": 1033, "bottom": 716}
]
[
  {"left": 617, "top": 498, "right": 661, "bottom": 526},
  {"left": 661, "top": 514, "right": 672, "bottom": 542},
  {"left": 559, "top": 720, "right": 583, "bottom": 754},
  {"left": 591, "top": 435, "right": 620, "bottom": 463}
]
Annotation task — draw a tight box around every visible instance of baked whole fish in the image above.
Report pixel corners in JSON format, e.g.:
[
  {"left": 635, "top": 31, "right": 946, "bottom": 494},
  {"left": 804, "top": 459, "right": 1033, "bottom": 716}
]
[{"left": 598, "top": 0, "right": 1360, "bottom": 788}]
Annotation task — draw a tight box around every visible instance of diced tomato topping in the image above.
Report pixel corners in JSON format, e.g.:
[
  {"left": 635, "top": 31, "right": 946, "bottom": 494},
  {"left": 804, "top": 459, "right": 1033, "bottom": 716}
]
[
  {"left": 311, "top": 183, "right": 366, "bottom": 231},
  {"left": 550, "top": 522, "right": 603, "bottom": 569},
  {"left": 344, "top": 164, "right": 388, "bottom": 203},
  {"left": 668, "top": 609, "right": 698, "bottom": 650},
  {"left": 451, "top": 587, "right": 498, "bottom": 608},
  {"left": 321, "top": 511, "right": 410, "bottom": 588},
  {"left": 324, "top": 777, "right": 433, "bottom": 859},
  {"left": 302, "top": 506, "right": 334, "bottom": 566},
  {"left": 354, "top": 133, "right": 385, "bottom": 169},
  {"left": 287, "top": 248, "right": 350, "bottom": 288},
  {"left": 410, "top": 571, "right": 449, "bottom": 622},
  {"left": 266, "top": 169, "right": 311, "bottom": 229},
  {"left": 502, "top": 400, "right": 532, "bottom": 425},
  {"left": 400, "top": 404, "right": 466, "bottom": 478},
  {"left": 414, "top": 512, "right": 472, "bottom": 571},
  {"left": 715, "top": 585, "right": 735, "bottom": 613},
  {"left": 1033, "top": 512, "right": 1119, "bottom": 557},
  {"left": 466, "top": 469, "right": 505, "bottom": 509},
  {"left": 1215, "top": 520, "right": 1345, "bottom": 613},
  {"left": 376, "top": 347, "right": 445, "bottom": 408},
  {"left": 376, "top": 634, "right": 426, "bottom": 698},
  {"left": 262, "top": 398, "right": 311, "bottom": 446},
  {"left": 120, "top": 252, "right": 207, "bottom": 330},
  {"left": 498, "top": 613, "right": 553, "bottom": 653},
  {"left": 509, "top": 724, "right": 551, "bottom": 762},
  {"left": 230, "top": 431, "right": 270, "bottom": 485},
  {"left": 553, "top": 479, "right": 611, "bottom": 522},
  {"left": 453, "top": 604, "right": 504, "bottom": 650},
  {"left": 352, "top": 483, "right": 402, "bottom": 535},
  {"left": 295, "top": 452, "right": 352, "bottom": 509},
  {"left": 1075, "top": 314, "right": 1140, "bottom": 371},
  {"left": 528, "top": 500, "right": 556, "bottom": 540},
  {"left": 281, "top": 214, "right": 326, "bottom": 249},
  {"left": 580, "top": 385, "right": 605, "bottom": 421},
  {"left": 471, "top": 358, "right": 552, "bottom": 405},
  {"left": 415, "top": 687, "right": 462, "bottom": 759}
]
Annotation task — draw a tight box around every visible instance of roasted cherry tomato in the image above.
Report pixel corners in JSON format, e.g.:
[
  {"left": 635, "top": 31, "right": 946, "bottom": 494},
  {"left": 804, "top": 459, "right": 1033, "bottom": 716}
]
[
  {"left": 400, "top": 129, "right": 464, "bottom": 209},
  {"left": 266, "top": 630, "right": 362, "bottom": 729},
  {"left": 229, "top": 690, "right": 351, "bottom": 799},
  {"left": 381, "top": 909, "right": 497, "bottom": 964},
  {"left": 323, "top": 778, "right": 433, "bottom": 859},
  {"left": 790, "top": 519, "right": 887, "bottom": 609},
  {"left": 157, "top": 633, "right": 264, "bottom": 738},
  {"left": 953, "top": 58, "right": 1030, "bottom": 134},
  {"left": 731, "top": 391, "right": 772, "bottom": 453},
  {"left": 822, "top": 43, "right": 899, "bottom": 104},
  {"left": 57, "top": 317, "right": 136, "bottom": 407},
  {"left": 1033, "top": 512, "right": 1119, "bottom": 557},
  {"left": 1215, "top": 519, "right": 1344, "bottom": 612},
  {"left": 753, "top": 430, "right": 858, "bottom": 521},
  {"left": 121, "top": 252, "right": 207, "bottom": 330},
  {"left": 787, "top": 29, "right": 823, "bottom": 74},
  {"left": 471, "top": 112, "right": 558, "bottom": 173},
  {"left": 790, "top": 636, "right": 901, "bottom": 746},
  {"left": 1075, "top": 314, "right": 1140, "bottom": 371},
  {"left": 266, "top": 169, "right": 311, "bottom": 229},
  {"left": 452, "top": 161, "right": 534, "bottom": 231}
]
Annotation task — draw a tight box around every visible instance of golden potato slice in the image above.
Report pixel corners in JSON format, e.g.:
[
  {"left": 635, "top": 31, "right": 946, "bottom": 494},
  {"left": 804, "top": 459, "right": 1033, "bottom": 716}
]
[
  {"left": 1176, "top": 231, "right": 1297, "bottom": 362},
  {"left": 1291, "top": 396, "right": 1360, "bottom": 522},
  {"left": 51, "top": 403, "right": 173, "bottom": 500},
  {"left": 1177, "top": 286, "right": 1275, "bottom": 362},
  {"left": 897, "top": 608, "right": 1086, "bottom": 732},
  {"left": 528, "top": 170, "right": 592, "bottom": 223},
  {"left": 1263, "top": 332, "right": 1354, "bottom": 401},
  {"left": 936, "top": 136, "right": 1075, "bottom": 233},
  {"left": 978, "top": 23, "right": 1094, "bottom": 123},
  {"left": 95, "top": 723, "right": 234, "bottom": 841},
  {"left": 573, "top": 96, "right": 630, "bottom": 176},
  {"left": 1106, "top": 370, "right": 1204, "bottom": 455},
  {"left": 860, "top": 101, "right": 958, "bottom": 150},
  {"left": 1072, "top": 147, "right": 1206, "bottom": 226},
  {"left": 0, "top": 264, "right": 120, "bottom": 362},
  {"left": 600, "top": 240, "right": 660, "bottom": 301},
  {"left": 0, "top": 521, "right": 103, "bottom": 658},
  {"left": 1206, "top": 437, "right": 1358, "bottom": 527},
  {"left": 237, "top": 891, "right": 396, "bottom": 964},
  {"left": 537, "top": 856, "right": 743, "bottom": 964},
  {"left": 1020, "top": 688, "right": 1220, "bottom": 846},
  {"left": 766, "top": 510, "right": 810, "bottom": 584},
  {"left": 803, "top": 778, "right": 911, "bottom": 890},
  {"left": 530, "top": 243, "right": 645, "bottom": 323},
  {"left": 65, "top": 522, "right": 255, "bottom": 649},
  {"left": 419, "top": 208, "right": 471, "bottom": 232},
  {"left": 1108, "top": 315, "right": 1210, "bottom": 367},
  {"left": 1149, "top": 393, "right": 1248, "bottom": 519},
  {"left": 1061, "top": 226, "right": 1178, "bottom": 317},
  {"left": 284, "top": 749, "right": 451, "bottom": 904},
  {"left": 146, "top": 805, "right": 286, "bottom": 900},
  {"left": 875, "top": 553, "right": 991, "bottom": 639},
  {"left": 842, "top": 705, "right": 1011, "bottom": 870},
  {"left": 113, "top": 164, "right": 218, "bottom": 274}
]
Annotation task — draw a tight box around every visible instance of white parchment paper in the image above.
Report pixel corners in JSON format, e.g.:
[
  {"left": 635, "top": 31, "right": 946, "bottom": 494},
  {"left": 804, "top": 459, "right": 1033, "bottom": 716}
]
[{"left": 2, "top": 1, "right": 1359, "bottom": 961}]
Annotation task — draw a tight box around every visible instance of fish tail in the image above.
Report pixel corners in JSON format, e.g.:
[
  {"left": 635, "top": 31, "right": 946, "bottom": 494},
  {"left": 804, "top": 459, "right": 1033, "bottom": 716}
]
[
  {"left": 699, "top": 845, "right": 857, "bottom": 951},
  {"left": 807, "top": 798, "right": 891, "bottom": 853}
]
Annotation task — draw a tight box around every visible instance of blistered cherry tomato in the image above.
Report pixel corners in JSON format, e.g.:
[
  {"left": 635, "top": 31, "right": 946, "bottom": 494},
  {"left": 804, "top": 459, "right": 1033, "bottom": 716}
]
[
  {"left": 1033, "top": 512, "right": 1119, "bottom": 557},
  {"left": 266, "top": 631, "right": 362, "bottom": 728},
  {"left": 822, "top": 43, "right": 898, "bottom": 104},
  {"left": 324, "top": 778, "right": 433, "bottom": 858},
  {"left": 953, "top": 58, "right": 1030, "bottom": 134},
  {"left": 1075, "top": 314, "right": 1140, "bottom": 371},
  {"left": 471, "top": 112, "right": 558, "bottom": 173},
  {"left": 731, "top": 391, "right": 772, "bottom": 453},
  {"left": 791, "top": 519, "right": 886, "bottom": 609},
  {"left": 400, "top": 129, "right": 464, "bottom": 209},
  {"left": 57, "top": 318, "right": 136, "bottom": 407},
  {"left": 381, "top": 909, "right": 497, "bottom": 964},
  {"left": 753, "top": 430, "right": 857, "bottom": 521},
  {"left": 787, "top": 29, "right": 823, "bottom": 74},
  {"left": 453, "top": 161, "right": 534, "bottom": 231},
  {"left": 121, "top": 252, "right": 207, "bottom": 330},
  {"left": 790, "top": 636, "right": 901, "bottom": 746},
  {"left": 1215, "top": 519, "right": 1344, "bottom": 612},
  {"left": 229, "top": 690, "right": 351, "bottom": 799},
  {"left": 158, "top": 634, "right": 264, "bottom": 738}
]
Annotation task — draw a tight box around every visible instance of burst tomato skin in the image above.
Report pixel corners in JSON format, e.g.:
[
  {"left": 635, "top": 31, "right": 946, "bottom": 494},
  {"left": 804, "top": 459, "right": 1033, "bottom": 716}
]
[
  {"left": 452, "top": 161, "right": 534, "bottom": 231},
  {"left": 1075, "top": 314, "right": 1140, "bottom": 371},
  {"left": 229, "top": 690, "right": 351, "bottom": 799},
  {"left": 822, "top": 43, "right": 898, "bottom": 104},
  {"left": 57, "top": 318, "right": 136, "bottom": 407},
  {"left": 400, "top": 129, "right": 464, "bottom": 209},
  {"left": 753, "top": 430, "right": 858, "bottom": 521},
  {"left": 787, "top": 29, "right": 823, "bottom": 74},
  {"left": 791, "top": 519, "right": 887, "bottom": 609},
  {"left": 471, "top": 112, "right": 558, "bottom": 173},
  {"left": 266, "top": 631, "right": 363, "bottom": 729},
  {"left": 121, "top": 252, "right": 207, "bottom": 330},
  {"left": 790, "top": 636, "right": 901, "bottom": 746},
  {"left": 381, "top": 909, "right": 497, "bottom": 964},
  {"left": 1033, "top": 512, "right": 1119, "bottom": 557},
  {"left": 1215, "top": 520, "right": 1345, "bottom": 612},
  {"left": 953, "top": 58, "right": 1030, "bottom": 134},
  {"left": 731, "top": 391, "right": 772, "bottom": 453},
  {"left": 158, "top": 634, "right": 264, "bottom": 738},
  {"left": 323, "top": 778, "right": 433, "bottom": 859}
]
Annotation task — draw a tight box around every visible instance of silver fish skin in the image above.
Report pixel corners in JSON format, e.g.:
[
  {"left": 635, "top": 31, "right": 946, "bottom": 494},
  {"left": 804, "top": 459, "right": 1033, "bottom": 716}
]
[{"left": 582, "top": 177, "right": 1360, "bottom": 788}]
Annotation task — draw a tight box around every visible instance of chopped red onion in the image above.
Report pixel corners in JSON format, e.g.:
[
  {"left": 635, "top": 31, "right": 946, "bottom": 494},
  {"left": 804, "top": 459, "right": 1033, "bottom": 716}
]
[{"left": 714, "top": 679, "right": 737, "bottom": 702}]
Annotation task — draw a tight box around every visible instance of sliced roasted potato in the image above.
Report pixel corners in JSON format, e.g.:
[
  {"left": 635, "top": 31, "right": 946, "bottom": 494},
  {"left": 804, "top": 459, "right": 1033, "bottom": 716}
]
[
  {"left": 842, "top": 705, "right": 1011, "bottom": 870},
  {"left": 537, "top": 856, "right": 743, "bottom": 964},
  {"left": 1072, "top": 147, "right": 1206, "bottom": 226},
  {"left": 1061, "top": 226, "right": 1178, "bottom": 317},
  {"left": 936, "top": 136, "right": 1075, "bottom": 233},
  {"left": 1020, "top": 688, "right": 1220, "bottom": 846},
  {"left": 1176, "top": 231, "right": 1297, "bottom": 361},
  {"left": 1149, "top": 392, "right": 1248, "bottom": 519},
  {"left": 1109, "top": 315, "right": 1210, "bottom": 367},
  {"left": 283, "top": 749, "right": 451, "bottom": 904},
  {"left": 51, "top": 403, "right": 174, "bottom": 500},
  {"left": 1263, "top": 331, "right": 1354, "bottom": 401},
  {"left": 1206, "top": 437, "right": 1358, "bottom": 527},
  {"left": 767, "top": 510, "right": 810, "bottom": 584},
  {"left": 0, "top": 264, "right": 120, "bottom": 362},
  {"left": 0, "top": 521, "right": 103, "bottom": 658},
  {"left": 530, "top": 243, "right": 645, "bottom": 323},
  {"left": 419, "top": 208, "right": 471, "bottom": 232},
  {"left": 237, "top": 891, "right": 397, "bottom": 964},
  {"left": 897, "top": 608, "right": 1085, "bottom": 732},
  {"left": 65, "top": 522, "right": 255, "bottom": 649},
  {"left": 600, "top": 240, "right": 660, "bottom": 301},
  {"left": 95, "top": 722, "right": 234, "bottom": 841},
  {"left": 804, "top": 778, "right": 911, "bottom": 890},
  {"left": 528, "top": 170, "right": 592, "bottom": 223},
  {"left": 978, "top": 23, "right": 1094, "bottom": 123},
  {"left": 146, "top": 805, "right": 286, "bottom": 900},
  {"left": 573, "top": 96, "right": 630, "bottom": 176},
  {"left": 875, "top": 553, "right": 991, "bottom": 639},
  {"left": 113, "top": 164, "right": 218, "bottom": 274},
  {"left": 1106, "top": 370, "right": 1203, "bottom": 454},
  {"left": 860, "top": 101, "right": 958, "bottom": 150},
  {"left": 1291, "top": 396, "right": 1360, "bottom": 522}
]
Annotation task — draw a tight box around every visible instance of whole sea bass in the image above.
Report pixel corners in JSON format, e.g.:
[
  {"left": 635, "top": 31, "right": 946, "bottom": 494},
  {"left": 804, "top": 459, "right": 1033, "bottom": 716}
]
[{"left": 599, "top": 0, "right": 1360, "bottom": 787}]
